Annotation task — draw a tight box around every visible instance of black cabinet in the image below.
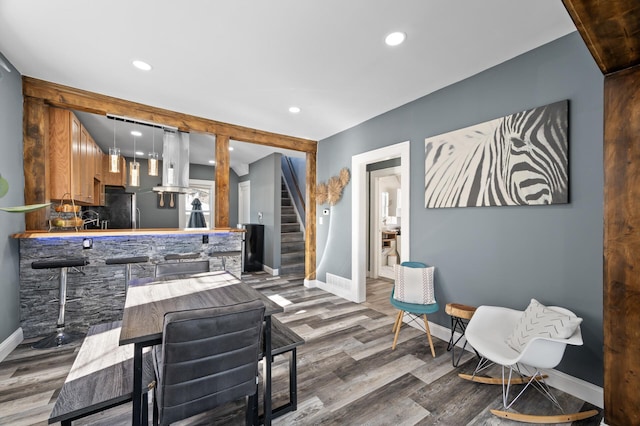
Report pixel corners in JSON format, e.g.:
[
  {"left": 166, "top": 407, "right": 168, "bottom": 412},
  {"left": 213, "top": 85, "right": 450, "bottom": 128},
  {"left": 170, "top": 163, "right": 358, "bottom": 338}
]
[{"left": 242, "top": 224, "right": 264, "bottom": 272}]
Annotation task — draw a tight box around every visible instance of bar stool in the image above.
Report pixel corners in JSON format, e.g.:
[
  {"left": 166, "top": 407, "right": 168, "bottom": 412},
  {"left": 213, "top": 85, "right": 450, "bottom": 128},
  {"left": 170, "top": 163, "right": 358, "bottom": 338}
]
[
  {"left": 445, "top": 303, "right": 478, "bottom": 367},
  {"left": 164, "top": 252, "right": 201, "bottom": 261},
  {"left": 105, "top": 256, "right": 149, "bottom": 291},
  {"left": 31, "top": 257, "right": 89, "bottom": 349}
]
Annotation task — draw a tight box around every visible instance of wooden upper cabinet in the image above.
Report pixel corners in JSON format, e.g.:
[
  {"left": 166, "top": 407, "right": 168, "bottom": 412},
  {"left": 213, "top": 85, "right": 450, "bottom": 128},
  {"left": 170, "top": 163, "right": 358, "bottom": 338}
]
[
  {"left": 80, "top": 125, "right": 92, "bottom": 203},
  {"left": 50, "top": 108, "right": 81, "bottom": 202},
  {"left": 94, "top": 139, "right": 103, "bottom": 181},
  {"left": 49, "top": 107, "right": 105, "bottom": 205}
]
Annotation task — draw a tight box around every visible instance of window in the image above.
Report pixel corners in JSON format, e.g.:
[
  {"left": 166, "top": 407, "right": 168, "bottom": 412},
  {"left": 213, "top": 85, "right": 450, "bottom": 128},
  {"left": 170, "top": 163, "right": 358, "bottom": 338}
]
[{"left": 179, "top": 179, "right": 215, "bottom": 228}]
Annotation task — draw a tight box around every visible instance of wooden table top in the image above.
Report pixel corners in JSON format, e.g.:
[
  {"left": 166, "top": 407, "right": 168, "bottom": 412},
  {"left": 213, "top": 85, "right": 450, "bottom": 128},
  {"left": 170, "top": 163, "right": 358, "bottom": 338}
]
[
  {"left": 12, "top": 227, "right": 244, "bottom": 239},
  {"left": 119, "top": 271, "right": 283, "bottom": 346}
]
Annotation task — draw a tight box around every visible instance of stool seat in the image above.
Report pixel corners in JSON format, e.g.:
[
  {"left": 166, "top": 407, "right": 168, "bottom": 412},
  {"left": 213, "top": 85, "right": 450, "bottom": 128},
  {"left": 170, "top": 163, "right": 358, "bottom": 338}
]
[
  {"left": 164, "top": 252, "right": 201, "bottom": 261},
  {"left": 105, "top": 256, "right": 149, "bottom": 265},
  {"left": 445, "top": 303, "right": 476, "bottom": 320},
  {"left": 32, "top": 258, "right": 89, "bottom": 269},
  {"left": 105, "top": 256, "right": 150, "bottom": 292}
]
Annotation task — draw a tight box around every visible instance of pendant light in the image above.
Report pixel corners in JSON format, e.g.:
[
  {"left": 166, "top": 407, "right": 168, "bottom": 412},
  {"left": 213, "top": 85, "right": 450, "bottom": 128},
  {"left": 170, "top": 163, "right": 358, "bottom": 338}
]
[
  {"left": 148, "top": 127, "right": 159, "bottom": 176},
  {"left": 109, "top": 119, "right": 120, "bottom": 173},
  {"left": 129, "top": 132, "right": 140, "bottom": 187}
]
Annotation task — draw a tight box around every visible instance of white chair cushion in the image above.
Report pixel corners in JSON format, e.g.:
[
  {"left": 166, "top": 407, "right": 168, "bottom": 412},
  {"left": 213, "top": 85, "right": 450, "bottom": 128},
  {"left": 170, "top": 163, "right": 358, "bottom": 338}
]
[
  {"left": 505, "top": 298, "right": 582, "bottom": 352},
  {"left": 393, "top": 264, "right": 435, "bottom": 304}
]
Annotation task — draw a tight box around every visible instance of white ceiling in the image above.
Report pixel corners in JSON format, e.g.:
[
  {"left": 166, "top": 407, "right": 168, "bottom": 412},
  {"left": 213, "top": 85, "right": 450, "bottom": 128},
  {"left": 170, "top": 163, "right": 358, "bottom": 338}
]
[{"left": 0, "top": 1, "right": 576, "bottom": 169}]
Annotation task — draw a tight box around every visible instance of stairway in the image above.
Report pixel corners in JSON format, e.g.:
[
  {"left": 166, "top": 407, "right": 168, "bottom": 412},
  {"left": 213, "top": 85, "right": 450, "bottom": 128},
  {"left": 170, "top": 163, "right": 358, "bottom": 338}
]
[{"left": 280, "top": 178, "right": 305, "bottom": 275}]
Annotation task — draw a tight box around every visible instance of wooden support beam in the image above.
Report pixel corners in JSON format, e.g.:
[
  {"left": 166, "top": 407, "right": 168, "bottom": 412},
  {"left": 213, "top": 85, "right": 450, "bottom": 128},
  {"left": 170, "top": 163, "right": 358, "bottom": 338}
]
[
  {"left": 22, "top": 76, "right": 317, "bottom": 153},
  {"left": 563, "top": 0, "right": 640, "bottom": 74},
  {"left": 214, "top": 135, "right": 230, "bottom": 228},
  {"left": 305, "top": 151, "right": 317, "bottom": 281},
  {"left": 603, "top": 66, "right": 640, "bottom": 426},
  {"left": 562, "top": 2, "right": 640, "bottom": 424},
  {"left": 23, "top": 97, "right": 49, "bottom": 230}
]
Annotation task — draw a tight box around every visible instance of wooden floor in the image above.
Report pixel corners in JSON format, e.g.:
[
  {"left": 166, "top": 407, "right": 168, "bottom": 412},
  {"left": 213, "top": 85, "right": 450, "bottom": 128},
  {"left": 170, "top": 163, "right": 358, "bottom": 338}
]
[{"left": 0, "top": 272, "right": 603, "bottom": 425}]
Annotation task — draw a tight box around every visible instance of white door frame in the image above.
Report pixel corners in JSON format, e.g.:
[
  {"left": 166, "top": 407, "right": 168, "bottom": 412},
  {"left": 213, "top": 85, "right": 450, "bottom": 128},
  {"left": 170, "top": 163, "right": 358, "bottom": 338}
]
[
  {"left": 352, "top": 141, "right": 410, "bottom": 302},
  {"left": 238, "top": 180, "right": 250, "bottom": 226}
]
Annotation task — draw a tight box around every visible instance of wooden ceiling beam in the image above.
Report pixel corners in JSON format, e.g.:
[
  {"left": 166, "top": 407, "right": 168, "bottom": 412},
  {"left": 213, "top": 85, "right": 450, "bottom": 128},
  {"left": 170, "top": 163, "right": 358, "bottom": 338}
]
[
  {"left": 563, "top": 0, "right": 640, "bottom": 74},
  {"left": 22, "top": 76, "right": 317, "bottom": 153}
]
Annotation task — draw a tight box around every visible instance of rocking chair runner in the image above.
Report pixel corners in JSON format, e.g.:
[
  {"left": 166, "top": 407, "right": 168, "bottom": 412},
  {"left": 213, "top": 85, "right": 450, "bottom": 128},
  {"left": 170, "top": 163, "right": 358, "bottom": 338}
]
[{"left": 460, "top": 300, "right": 598, "bottom": 423}]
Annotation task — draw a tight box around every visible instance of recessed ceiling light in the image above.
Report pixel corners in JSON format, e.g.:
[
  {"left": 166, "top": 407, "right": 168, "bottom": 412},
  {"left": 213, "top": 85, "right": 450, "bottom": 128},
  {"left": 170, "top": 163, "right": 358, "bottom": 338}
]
[
  {"left": 385, "top": 32, "right": 406, "bottom": 46},
  {"left": 208, "top": 160, "right": 216, "bottom": 164},
  {"left": 132, "top": 60, "right": 152, "bottom": 71},
  {"left": 229, "top": 147, "right": 234, "bottom": 151},
  {"left": 289, "top": 106, "right": 301, "bottom": 114},
  {"left": 131, "top": 130, "right": 142, "bottom": 137},
  {"left": 135, "top": 151, "right": 145, "bottom": 156}
]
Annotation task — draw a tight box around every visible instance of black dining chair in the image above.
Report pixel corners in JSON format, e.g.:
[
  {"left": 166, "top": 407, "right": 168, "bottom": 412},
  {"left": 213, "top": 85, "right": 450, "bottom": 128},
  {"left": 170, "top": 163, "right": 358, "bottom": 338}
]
[{"left": 151, "top": 300, "right": 265, "bottom": 426}]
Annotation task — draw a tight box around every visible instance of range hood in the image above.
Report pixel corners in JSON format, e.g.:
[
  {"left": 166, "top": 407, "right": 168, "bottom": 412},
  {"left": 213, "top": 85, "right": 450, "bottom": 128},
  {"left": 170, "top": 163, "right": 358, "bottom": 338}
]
[{"left": 152, "top": 130, "right": 191, "bottom": 193}]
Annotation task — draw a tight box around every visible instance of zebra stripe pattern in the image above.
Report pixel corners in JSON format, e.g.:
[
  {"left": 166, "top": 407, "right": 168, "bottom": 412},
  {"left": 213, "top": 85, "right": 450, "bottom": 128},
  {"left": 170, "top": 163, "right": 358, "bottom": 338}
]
[{"left": 424, "top": 100, "right": 568, "bottom": 208}]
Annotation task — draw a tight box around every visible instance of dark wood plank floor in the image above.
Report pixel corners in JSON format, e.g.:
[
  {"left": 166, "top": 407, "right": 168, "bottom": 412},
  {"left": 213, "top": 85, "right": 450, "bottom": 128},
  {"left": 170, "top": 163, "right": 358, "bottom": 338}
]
[{"left": 0, "top": 272, "right": 602, "bottom": 425}]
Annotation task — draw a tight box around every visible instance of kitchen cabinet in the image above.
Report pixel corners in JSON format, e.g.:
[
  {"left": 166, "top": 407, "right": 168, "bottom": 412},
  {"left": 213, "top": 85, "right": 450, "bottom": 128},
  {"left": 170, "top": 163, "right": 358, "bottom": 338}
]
[
  {"left": 94, "top": 144, "right": 105, "bottom": 206},
  {"left": 80, "top": 125, "right": 94, "bottom": 204},
  {"left": 49, "top": 107, "right": 106, "bottom": 205},
  {"left": 102, "top": 155, "right": 127, "bottom": 187},
  {"left": 50, "top": 108, "right": 85, "bottom": 203}
]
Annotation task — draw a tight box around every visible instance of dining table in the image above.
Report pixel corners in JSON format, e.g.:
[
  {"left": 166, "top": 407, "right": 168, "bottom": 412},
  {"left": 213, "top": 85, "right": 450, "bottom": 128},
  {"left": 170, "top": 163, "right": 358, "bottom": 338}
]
[{"left": 119, "top": 271, "right": 284, "bottom": 426}]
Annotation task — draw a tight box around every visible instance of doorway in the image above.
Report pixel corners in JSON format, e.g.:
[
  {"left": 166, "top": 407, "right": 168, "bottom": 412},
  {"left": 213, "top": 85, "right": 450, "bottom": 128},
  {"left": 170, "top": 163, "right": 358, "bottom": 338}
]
[
  {"left": 370, "top": 167, "right": 402, "bottom": 279},
  {"left": 351, "top": 141, "right": 410, "bottom": 302},
  {"left": 238, "top": 180, "right": 250, "bottom": 226}
]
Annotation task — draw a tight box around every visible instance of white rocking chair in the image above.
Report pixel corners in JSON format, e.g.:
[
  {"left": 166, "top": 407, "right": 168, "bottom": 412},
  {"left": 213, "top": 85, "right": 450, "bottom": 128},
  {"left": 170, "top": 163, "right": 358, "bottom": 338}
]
[{"left": 460, "top": 302, "right": 598, "bottom": 423}]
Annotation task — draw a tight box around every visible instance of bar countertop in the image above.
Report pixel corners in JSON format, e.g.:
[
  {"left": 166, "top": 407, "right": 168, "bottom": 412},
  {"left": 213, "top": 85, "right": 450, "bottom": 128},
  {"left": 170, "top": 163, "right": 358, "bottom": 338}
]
[{"left": 11, "top": 227, "right": 244, "bottom": 239}]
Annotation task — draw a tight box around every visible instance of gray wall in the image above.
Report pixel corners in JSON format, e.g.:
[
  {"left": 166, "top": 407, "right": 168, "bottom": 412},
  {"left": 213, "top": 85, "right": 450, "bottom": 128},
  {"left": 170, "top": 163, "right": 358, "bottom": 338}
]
[
  {"left": 0, "top": 52, "right": 24, "bottom": 343},
  {"left": 316, "top": 33, "right": 604, "bottom": 386},
  {"left": 126, "top": 157, "right": 179, "bottom": 228},
  {"left": 248, "top": 153, "right": 281, "bottom": 270},
  {"left": 126, "top": 159, "right": 238, "bottom": 228}
]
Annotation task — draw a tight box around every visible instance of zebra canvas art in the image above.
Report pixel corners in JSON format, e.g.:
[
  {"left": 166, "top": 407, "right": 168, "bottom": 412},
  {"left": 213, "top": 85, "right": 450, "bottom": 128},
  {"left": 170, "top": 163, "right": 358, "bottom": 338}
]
[{"left": 424, "top": 100, "right": 568, "bottom": 208}]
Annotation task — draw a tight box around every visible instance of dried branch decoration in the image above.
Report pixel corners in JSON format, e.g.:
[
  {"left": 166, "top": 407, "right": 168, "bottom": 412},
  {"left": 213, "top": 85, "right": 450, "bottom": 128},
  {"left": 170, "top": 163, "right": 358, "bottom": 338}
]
[
  {"left": 339, "top": 167, "right": 350, "bottom": 187},
  {"left": 316, "top": 182, "right": 328, "bottom": 205},
  {"left": 316, "top": 167, "right": 351, "bottom": 206},
  {"left": 327, "top": 176, "right": 343, "bottom": 206}
]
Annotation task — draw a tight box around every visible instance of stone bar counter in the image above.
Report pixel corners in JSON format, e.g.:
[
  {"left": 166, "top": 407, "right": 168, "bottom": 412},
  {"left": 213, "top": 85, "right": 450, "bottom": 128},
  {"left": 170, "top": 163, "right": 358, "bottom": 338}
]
[{"left": 12, "top": 228, "right": 243, "bottom": 338}]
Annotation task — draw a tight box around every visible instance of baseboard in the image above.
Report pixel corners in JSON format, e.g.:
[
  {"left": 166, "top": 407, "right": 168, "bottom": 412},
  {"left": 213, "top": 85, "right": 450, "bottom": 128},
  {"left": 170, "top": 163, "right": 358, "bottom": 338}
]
[
  {"left": 319, "top": 274, "right": 359, "bottom": 302},
  {"left": 304, "top": 279, "right": 318, "bottom": 288},
  {"left": 263, "top": 265, "right": 279, "bottom": 276},
  {"left": 0, "top": 327, "right": 23, "bottom": 363},
  {"left": 415, "top": 320, "right": 604, "bottom": 408}
]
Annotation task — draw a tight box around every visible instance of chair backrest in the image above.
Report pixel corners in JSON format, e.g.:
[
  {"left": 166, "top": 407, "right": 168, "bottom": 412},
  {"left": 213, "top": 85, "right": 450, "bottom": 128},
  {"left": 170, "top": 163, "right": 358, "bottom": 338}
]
[
  {"left": 394, "top": 262, "right": 435, "bottom": 304},
  {"left": 154, "top": 300, "right": 265, "bottom": 425},
  {"left": 155, "top": 260, "right": 210, "bottom": 278}
]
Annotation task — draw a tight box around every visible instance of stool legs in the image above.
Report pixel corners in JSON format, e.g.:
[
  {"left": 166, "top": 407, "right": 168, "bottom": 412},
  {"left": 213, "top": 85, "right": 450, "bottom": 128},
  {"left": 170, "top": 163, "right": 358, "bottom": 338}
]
[
  {"left": 33, "top": 267, "right": 82, "bottom": 349},
  {"left": 125, "top": 264, "right": 133, "bottom": 292},
  {"left": 446, "top": 316, "right": 480, "bottom": 367}
]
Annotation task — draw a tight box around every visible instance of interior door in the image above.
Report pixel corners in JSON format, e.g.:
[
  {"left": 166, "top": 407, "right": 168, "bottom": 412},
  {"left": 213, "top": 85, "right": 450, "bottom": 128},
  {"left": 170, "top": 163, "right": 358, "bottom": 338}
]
[{"left": 238, "top": 181, "right": 250, "bottom": 226}]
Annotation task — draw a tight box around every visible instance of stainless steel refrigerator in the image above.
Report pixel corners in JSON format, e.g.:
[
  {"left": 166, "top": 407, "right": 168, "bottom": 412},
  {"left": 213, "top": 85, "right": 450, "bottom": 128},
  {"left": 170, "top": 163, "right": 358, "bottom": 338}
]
[{"left": 90, "top": 188, "right": 137, "bottom": 229}]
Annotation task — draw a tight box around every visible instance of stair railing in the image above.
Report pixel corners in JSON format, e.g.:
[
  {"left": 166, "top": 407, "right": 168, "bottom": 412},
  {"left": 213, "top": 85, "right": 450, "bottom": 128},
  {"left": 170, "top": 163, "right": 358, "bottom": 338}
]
[{"left": 281, "top": 156, "right": 305, "bottom": 228}]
